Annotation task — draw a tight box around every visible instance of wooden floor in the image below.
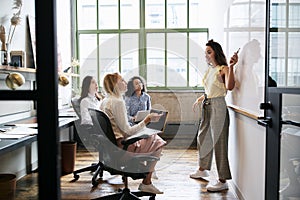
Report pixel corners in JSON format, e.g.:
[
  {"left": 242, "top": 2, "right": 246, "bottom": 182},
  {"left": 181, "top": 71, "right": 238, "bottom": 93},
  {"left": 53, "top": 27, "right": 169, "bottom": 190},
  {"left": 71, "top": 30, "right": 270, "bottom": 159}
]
[{"left": 15, "top": 146, "right": 240, "bottom": 200}]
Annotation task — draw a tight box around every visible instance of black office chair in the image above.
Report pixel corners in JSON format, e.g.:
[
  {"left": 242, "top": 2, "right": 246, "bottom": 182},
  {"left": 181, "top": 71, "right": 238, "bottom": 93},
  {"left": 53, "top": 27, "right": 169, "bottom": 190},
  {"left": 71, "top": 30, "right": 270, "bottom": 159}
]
[
  {"left": 88, "top": 108, "right": 158, "bottom": 200},
  {"left": 71, "top": 97, "right": 103, "bottom": 186}
]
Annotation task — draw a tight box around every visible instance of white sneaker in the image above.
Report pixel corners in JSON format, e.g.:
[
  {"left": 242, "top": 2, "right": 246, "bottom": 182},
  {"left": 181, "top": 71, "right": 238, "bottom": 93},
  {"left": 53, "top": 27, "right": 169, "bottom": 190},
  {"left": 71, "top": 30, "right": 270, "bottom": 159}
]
[
  {"left": 138, "top": 183, "right": 163, "bottom": 194},
  {"left": 206, "top": 181, "right": 229, "bottom": 192},
  {"left": 152, "top": 171, "right": 158, "bottom": 180},
  {"left": 189, "top": 169, "right": 209, "bottom": 179}
]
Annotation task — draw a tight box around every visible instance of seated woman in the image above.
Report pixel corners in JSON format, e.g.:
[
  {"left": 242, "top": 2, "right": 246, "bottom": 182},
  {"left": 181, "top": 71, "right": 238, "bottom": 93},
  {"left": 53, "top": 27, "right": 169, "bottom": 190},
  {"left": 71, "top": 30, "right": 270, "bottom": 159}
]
[
  {"left": 100, "top": 72, "right": 166, "bottom": 194},
  {"left": 125, "top": 76, "right": 151, "bottom": 123},
  {"left": 79, "top": 76, "right": 102, "bottom": 125}
]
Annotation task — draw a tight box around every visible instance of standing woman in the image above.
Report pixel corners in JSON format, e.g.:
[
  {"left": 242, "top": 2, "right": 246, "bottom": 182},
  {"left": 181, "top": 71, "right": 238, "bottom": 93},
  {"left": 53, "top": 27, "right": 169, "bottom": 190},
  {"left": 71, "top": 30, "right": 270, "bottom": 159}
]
[
  {"left": 79, "top": 76, "right": 102, "bottom": 125},
  {"left": 190, "top": 39, "right": 238, "bottom": 192},
  {"left": 100, "top": 72, "right": 166, "bottom": 194},
  {"left": 125, "top": 76, "right": 151, "bottom": 123}
]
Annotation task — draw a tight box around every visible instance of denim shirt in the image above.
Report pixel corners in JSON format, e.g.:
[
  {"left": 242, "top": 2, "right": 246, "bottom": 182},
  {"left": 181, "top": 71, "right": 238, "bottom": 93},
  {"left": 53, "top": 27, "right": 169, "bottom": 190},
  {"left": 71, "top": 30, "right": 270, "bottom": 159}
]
[{"left": 125, "top": 92, "right": 151, "bottom": 122}]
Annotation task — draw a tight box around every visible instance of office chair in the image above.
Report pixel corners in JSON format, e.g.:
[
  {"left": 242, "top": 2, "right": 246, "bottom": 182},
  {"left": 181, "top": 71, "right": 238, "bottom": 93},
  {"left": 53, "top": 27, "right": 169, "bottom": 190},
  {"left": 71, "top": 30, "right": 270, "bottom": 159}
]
[
  {"left": 88, "top": 108, "right": 159, "bottom": 200},
  {"left": 71, "top": 97, "right": 103, "bottom": 186}
]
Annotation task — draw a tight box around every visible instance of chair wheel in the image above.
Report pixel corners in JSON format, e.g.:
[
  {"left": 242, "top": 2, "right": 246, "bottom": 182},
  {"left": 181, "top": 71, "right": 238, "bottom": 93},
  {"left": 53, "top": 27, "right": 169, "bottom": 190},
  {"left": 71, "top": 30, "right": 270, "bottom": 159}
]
[
  {"left": 92, "top": 179, "right": 99, "bottom": 187},
  {"left": 73, "top": 174, "right": 79, "bottom": 180}
]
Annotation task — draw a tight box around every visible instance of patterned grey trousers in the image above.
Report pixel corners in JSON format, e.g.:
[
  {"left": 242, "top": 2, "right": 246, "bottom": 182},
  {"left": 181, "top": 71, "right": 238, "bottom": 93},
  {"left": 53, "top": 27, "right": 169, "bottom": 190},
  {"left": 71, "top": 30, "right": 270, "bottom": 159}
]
[{"left": 197, "top": 96, "right": 232, "bottom": 180}]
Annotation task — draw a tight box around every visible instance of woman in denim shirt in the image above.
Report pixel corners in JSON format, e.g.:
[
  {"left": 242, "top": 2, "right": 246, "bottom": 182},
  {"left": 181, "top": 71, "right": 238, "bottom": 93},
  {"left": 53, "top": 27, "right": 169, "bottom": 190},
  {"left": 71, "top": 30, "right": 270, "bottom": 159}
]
[{"left": 125, "top": 76, "right": 151, "bottom": 123}]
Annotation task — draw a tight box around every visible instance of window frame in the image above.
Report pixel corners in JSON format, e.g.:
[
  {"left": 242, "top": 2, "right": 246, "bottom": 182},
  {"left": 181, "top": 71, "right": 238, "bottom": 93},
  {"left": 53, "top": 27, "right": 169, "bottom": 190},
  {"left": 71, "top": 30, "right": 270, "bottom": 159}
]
[{"left": 74, "top": 0, "right": 208, "bottom": 91}]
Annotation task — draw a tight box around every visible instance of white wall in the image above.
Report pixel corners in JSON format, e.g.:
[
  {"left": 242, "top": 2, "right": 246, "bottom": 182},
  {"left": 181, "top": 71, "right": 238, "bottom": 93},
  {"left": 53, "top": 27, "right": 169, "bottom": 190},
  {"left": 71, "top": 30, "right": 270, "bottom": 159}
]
[{"left": 229, "top": 110, "right": 266, "bottom": 200}]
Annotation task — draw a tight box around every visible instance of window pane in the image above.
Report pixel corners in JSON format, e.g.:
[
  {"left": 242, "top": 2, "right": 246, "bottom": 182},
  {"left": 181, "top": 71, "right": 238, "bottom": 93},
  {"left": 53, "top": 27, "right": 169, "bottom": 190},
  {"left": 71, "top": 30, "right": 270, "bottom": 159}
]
[
  {"left": 77, "top": 0, "right": 97, "bottom": 30},
  {"left": 120, "top": 0, "right": 139, "bottom": 29},
  {"left": 288, "top": 32, "right": 300, "bottom": 86},
  {"left": 147, "top": 33, "right": 165, "bottom": 87},
  {"left": 79, "top": 34, "right": 98, "bottom": 80},
  {"left": 167, "top": 33, "right": 187, "bottom": 87},
  {"left": 167, "top": 0, "right": 187, "bottom": 28},
  {"left": 121, "top": 33, "right": 139, "bottom": 78},
  {"left": 280, "top": 94, "right": 300, "bottom": 200},
  {"left": 98, "top": 0, "right": 118, "bottom": 29},
  {"left": 289, "top": 1, "right": 300, "bottom": 28},
  {"left": 270, "top": 1, "right": 286, "bottom": 28},
  {"left": 270, "top": 32, "right": 286, "bottom": 86},
  {"left": 99, "top": 34, "right": 119, "bottom": 85},
  {"left": 145, "top": 0, "right": 165, "bottom": 29},
  {"left": 189, "top": 33, "right": 207, "bottom": 87}
]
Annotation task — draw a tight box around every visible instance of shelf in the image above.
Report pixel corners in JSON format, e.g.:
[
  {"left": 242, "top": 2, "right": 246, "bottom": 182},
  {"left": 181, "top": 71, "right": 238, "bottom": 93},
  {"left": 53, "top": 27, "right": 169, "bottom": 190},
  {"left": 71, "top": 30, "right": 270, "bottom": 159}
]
[
  {"left": 58, "top": 72, "right": 80, "bottom": 77},
  {"left": 0, "top": 65, "right": 36, "bottom": 73}
]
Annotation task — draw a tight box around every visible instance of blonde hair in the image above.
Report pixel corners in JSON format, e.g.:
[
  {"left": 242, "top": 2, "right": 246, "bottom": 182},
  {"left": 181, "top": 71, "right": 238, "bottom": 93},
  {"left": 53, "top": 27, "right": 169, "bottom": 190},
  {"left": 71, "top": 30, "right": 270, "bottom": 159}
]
[{"left": 103, "top": 72, "right": 122, "bottom": 97}]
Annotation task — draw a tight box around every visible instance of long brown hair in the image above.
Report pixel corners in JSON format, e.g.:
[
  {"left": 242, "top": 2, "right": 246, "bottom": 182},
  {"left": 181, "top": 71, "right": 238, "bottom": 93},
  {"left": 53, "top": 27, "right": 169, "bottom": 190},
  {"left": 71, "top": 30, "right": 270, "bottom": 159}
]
[
  {"left": 79, "top": 76, "right": 101, "bottom": 102},
  {"left": 206, "top": 39, "right": 228, "bottom": 66}
]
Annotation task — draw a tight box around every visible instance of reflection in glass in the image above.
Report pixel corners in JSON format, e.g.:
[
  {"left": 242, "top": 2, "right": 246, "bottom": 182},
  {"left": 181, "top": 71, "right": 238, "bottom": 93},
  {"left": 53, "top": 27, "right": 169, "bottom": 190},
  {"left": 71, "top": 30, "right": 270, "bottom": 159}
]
[
  {"left": 189, "top": 0, "right": 209, "bottom": 28},
  {"left": 145, "top": 0, "right": 165, "bottom": 28},
  {"left": 77, "top": 0, "right": 97, "bottom": 30},
  {"left": 288, "top": 33, "right": 300, "bottom": 86},
  {"left": 167, "top": 0, "right": 187, "bottom": 28},
  {"left": 270, "top": 32, "right": 286, "bottom": 86},
  {"left": 270, "top": 1, "right": 286, "bottom": 28},
  {"left": 120, "top": 0, "right": 139, "bottom": 29},
  {"left": 229, "top": 3, "right": 249, "bottom": 27},
  {"left": 289, "top": 1, "right": 300, "bottom": 28},
  {"left": 98, "top": 0, "right": 118, "bottom": 29},
  {"left": 280, "top": 94, "right": 300, "bottom": 199},
  {"left": 250, "top": 2, "right": 265, "bottom": 27}
]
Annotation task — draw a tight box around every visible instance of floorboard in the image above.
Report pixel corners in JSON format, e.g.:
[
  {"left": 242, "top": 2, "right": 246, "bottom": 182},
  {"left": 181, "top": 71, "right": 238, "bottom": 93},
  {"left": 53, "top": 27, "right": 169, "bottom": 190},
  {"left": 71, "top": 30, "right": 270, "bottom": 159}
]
[{"left": 15, "top": 147, "right": 240, "bottom": 200}]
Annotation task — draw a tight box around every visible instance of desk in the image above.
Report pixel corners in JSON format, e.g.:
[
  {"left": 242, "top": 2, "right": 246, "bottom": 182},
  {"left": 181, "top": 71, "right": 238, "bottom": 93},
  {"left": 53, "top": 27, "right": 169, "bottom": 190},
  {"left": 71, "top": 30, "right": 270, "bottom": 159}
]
[{"left": 0, "top": 113, "right": 78, "bottom": 176}]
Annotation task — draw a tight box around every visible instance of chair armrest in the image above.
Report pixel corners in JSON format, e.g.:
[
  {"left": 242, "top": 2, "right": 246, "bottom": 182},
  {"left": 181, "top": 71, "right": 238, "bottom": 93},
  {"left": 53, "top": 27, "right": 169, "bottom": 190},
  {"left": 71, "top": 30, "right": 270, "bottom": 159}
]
[
  {"left": 81, "top": 124, "right": 93, "bottom": 130},
  {"left": 121, "top": 134, "right": 152, "bottom": 150},
  {"left": 121, "top": 135, "right": 148, "bottom": 147},
  {"left": 132, "top": 155, "right": 160, "bottom": 162},
  {"left": 121, "top": 128, "right": 160, "bottom": 149}
]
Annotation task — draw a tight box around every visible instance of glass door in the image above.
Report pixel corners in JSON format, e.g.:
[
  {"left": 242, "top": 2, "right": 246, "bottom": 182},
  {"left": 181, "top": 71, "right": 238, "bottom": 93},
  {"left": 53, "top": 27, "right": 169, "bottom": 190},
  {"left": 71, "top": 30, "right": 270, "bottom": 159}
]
[{"left": 264, "top": 0, "right": 300, "bottom": 199}]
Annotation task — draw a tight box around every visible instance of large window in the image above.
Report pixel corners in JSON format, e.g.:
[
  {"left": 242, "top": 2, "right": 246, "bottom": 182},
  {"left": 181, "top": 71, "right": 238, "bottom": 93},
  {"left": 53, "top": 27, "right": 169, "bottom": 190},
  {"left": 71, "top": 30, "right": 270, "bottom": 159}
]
[{"left": 76, "top": 0, "right": 208, "bottom": 90}]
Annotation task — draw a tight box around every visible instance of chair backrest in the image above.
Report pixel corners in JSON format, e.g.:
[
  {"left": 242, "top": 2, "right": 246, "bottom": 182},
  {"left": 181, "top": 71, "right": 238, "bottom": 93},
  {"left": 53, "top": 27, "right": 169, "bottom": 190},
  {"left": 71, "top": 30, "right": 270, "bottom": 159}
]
[
  {"left": 88, "top": 108, "right": 118, "bottom": 147},
  {"left": 71, "top": 96, "right": 81, "bottom": 119},
  {"left": 88, "top": 108, "right": 159, "bottom": 177}
]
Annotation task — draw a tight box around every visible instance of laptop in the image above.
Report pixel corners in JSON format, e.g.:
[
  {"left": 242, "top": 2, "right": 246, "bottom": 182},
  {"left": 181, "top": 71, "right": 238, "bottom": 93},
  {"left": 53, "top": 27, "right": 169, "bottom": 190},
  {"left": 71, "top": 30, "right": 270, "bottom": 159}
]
[{"left": 147, "top": 109, "right": 168, "bottom": 132}]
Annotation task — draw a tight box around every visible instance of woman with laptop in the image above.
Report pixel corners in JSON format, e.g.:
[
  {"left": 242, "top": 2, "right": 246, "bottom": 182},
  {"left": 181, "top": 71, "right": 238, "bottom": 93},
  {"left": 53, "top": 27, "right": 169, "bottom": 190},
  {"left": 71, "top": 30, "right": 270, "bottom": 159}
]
[{"left": 125, "top": 76, "right": 151, "bottom": 124}]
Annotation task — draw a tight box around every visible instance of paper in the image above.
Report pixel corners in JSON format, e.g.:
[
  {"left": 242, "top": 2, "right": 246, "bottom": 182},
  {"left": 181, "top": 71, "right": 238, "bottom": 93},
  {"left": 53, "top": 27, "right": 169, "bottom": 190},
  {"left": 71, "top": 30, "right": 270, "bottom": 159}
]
[
  {"left": 13, "top": 123, "right": 38, "bottom": 128},
  {"left": 0, "top": 133, "right": 28, "bottom": 139},
  {"left": 135, "top": 110, "right": 150, "bottom": 122},
  {"left": 3, "top": 126, "right": 37, "bottom": 135}
]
